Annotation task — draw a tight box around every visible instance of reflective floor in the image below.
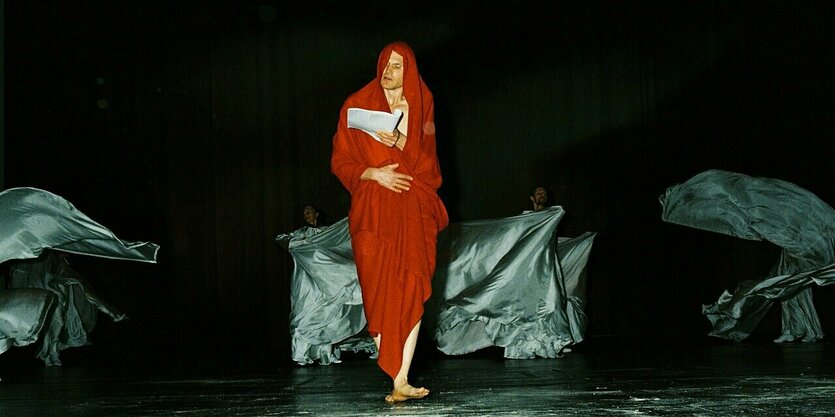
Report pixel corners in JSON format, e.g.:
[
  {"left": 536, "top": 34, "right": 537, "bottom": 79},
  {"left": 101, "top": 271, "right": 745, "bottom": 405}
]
[{"left": 1, "top": 336, "right": 834, "bottom": 416}]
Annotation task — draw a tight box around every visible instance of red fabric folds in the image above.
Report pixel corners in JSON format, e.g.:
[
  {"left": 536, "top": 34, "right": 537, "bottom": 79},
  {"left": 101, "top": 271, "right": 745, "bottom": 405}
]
[{"left": 331, "top": 42, "right": 448, "bottom": 379}]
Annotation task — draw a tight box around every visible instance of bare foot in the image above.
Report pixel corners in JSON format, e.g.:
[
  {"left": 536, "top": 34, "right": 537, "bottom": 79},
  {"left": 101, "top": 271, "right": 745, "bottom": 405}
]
[{"left": 385, "top": 383, "right": 429, "bottom": 403}]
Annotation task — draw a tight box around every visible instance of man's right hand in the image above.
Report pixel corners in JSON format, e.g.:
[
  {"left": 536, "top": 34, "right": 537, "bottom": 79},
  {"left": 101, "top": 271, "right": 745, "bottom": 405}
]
[{"left": 362, "top": 163, "right": 412, "bottom": 193}]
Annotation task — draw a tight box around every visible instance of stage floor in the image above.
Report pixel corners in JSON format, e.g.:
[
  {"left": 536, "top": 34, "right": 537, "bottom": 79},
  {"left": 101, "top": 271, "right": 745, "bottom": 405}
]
[{"left": 1, "top": 336, "right": 834, "bottom": 416}]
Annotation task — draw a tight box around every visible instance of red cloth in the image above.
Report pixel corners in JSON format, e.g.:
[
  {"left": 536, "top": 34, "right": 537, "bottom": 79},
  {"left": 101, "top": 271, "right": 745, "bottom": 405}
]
[{"left": 331, "top": 42, "right": 449, "bottom": 379}]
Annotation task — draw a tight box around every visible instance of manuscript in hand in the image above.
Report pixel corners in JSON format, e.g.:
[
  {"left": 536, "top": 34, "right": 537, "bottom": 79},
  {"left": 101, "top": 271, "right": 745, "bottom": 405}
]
[{"left": 347, "top": 108, "right": 404, "bottom": 143}]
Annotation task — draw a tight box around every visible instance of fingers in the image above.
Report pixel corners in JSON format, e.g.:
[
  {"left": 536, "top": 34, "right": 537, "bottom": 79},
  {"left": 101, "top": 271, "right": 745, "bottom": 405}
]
[
  {"left": 393, "top": 178, "right": 411, "bottom": 191},
  {"left": 394, "top": 173, "right": 414, "bottom": 181},
  {"left": 377, "top": 163, "right": 412, "bottom": 193},
  {"left": 381, "top": 164, "right": 412, "bottom": 181},
  {"left": 387, "top": 171, "right": 412, "bottom": 186},
  {"left": 380, "top": 177, "right": 410, "bottom": 193},
  {"left": 376, "top": 130, "right": 399, "bottom": 147}
]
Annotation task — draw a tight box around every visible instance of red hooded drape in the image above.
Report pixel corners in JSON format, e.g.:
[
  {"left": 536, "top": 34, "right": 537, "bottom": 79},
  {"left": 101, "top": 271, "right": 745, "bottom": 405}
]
[{"left": 331, "top": 42, "right": 449, "bottom": 378}]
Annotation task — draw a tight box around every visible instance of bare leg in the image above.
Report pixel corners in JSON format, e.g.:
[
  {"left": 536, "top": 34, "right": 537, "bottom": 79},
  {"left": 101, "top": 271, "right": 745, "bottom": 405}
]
[{"left": 385, "top": 321, "right": 429, "bottom": 403}]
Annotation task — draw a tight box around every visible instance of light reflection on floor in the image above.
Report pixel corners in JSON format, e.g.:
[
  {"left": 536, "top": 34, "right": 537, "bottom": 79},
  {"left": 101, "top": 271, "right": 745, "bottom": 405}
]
[{"left": 1, "top": 337, "right": 833, "bottom": 416}]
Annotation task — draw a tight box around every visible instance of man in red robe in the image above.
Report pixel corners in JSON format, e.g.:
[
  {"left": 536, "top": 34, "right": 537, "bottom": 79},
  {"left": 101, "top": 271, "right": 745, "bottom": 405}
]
[{"left": 331, "top": 41, "right": 448, "bottom": 403}]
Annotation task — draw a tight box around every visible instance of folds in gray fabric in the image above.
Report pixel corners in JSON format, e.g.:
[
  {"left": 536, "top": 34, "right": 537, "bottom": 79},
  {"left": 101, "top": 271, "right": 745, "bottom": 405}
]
[
  {"left": 0, "top": 289, "right": 56, "bottom": 355},
  {"left": 701, "top": 265, "right": 835, "bottom": 341},
  {"left": 557, "top": 232, "right": 597, "bottom": 344},
  {"left": 277, "top": 218, "right": 376, "bottom": 366},
  {"left": 6, "top": 252, "right": 127, "bottom": 365},
  {"left": 660, "top": 169, "right": 835, "bottom": 341},
  {"left": 278, "top": 209, "right": 597, "bottom": 363},
  {"left": 0, "top": 187, "right": 159, "bottom": 363},
  {"left": 0, "top": 187, "right": 160, "bottom": 264},
  {"left": 428, "top": 207, "right": 595, "bottom": 358}
]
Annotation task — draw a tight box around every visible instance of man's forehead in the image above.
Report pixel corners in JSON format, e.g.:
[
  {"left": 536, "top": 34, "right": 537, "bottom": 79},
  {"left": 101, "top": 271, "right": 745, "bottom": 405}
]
[{"left": 388, "top": 51, "right": 404, "bottom": 63}]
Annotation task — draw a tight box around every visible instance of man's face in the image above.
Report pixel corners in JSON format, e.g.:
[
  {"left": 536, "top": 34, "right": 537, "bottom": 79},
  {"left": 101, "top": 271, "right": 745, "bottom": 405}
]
[
  {"left": 532, "top": 187, "right": 548, "bottom": 205},
  {"left": 302, "top": 206, "right": 318, "bottom": 226},
  {"left": 381, "top": 51, "right": 404, "bottom": 90}
]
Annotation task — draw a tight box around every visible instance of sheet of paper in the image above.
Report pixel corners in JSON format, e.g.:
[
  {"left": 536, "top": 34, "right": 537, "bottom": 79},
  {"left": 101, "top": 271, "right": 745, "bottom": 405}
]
[{"left": 347, "top": 108, "right": 403, "bottom": 142}]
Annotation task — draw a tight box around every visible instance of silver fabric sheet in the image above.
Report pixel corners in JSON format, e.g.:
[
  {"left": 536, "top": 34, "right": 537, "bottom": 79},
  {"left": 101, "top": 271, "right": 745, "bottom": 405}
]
[
  {"left": 277, "top": 218, "right": 376, "bottom": 366},
  {"left": 0, "top": 187, "right": 160, "bottom": 263},
  {"left": 660, "top": 169, "right": 835, "bottom": 341},
  {"left": 557, "top": 233, "right": 597, "bottom": 344},
  {"left": 0, "top": 289, "right": 56, "bottom": 355},
  {"left": 7, "top": 253, "right": 128, "bottom": 365},
  {"left": 430, "top": 207, "right": 595, "bottom": 358},
  {"left": 0, "top": 187, "right": 159, "bottom": 363},
  {"left": 278, "top": 207, "right": 596, "bottom": 364}
]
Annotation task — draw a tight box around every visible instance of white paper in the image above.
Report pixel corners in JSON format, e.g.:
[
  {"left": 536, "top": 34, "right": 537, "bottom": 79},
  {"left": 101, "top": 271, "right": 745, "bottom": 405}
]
[{"left": 347, "top": 108, "right": 403, "bottom": 142}]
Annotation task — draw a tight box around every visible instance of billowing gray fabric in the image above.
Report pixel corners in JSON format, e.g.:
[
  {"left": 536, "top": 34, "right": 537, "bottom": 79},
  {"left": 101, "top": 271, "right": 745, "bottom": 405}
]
[
  {"left": 7, "top": 252, "right": 127, "bottom": 365},
  {"left": 0, "top": 187, "right": 159, "bottom": 363},
  {"left": 0, "top": 187, "right": 160, "bottom": 263},
  {"left": 277, "top": 218, "right": 376, "bottom": 366},
  {"left": 557, "top": 232, "right": 597, "bottom": 344},
  {"left": 0, "top": 289, "right": 56, "bottom": 356},
  {"left": 660, "top": 169, "right": 835, "bottom": 341},
  {"left": 279, "top": 207, "right": 597, "bottom": 364},
  {"left": 429, "top": 207, "right": 596, "bottom": 358}
]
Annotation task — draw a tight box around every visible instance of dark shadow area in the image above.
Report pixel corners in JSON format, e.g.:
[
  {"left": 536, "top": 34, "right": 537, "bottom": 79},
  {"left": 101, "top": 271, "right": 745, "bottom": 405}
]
[{"left": 2, "top": 1, "right": 833, "bottom": 372}]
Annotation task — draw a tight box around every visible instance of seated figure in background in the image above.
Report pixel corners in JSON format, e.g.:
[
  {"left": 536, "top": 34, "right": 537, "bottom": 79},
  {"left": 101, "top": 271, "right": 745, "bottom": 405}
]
[
  {"left": 287, "top": 205, "right": 328, "bottom": 240},
  {"left": 528, "top": 186, "right": 550, "bottom": 213},
  {"left": 303, "top": 205, "right": 322, "bottom": 228}
]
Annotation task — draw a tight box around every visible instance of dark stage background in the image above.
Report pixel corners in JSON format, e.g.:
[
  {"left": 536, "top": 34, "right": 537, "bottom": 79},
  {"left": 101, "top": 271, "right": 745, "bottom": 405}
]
[{"left": 4, "top": 1, "right": 834, "bottom": 365}]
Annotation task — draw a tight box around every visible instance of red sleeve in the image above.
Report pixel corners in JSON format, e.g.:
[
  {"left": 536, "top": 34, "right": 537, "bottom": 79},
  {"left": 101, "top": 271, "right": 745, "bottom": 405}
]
[
  {"left": 411, "top": 98, "right": 443, "bottom": 191},
  {"left": 331, "top": 105, "right": 367, "bottom": 194}
]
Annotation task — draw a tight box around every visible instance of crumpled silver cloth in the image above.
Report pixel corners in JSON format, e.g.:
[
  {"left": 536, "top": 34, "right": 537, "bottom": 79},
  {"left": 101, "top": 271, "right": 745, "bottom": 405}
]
[
  {"left": 557, "top": 233, "right": 597, "bottom": 345},
  {"left": 0, "top": 187, "right": 160, "bottom": 263},
  {"left": 7, "top": 253, "right": 128, "bottom": 365},
  {"left": 660, "top": 169, "right": 835, "bottom": 341},
  {"left": 278, "top": 207, "right": 596, "bottom": 363},
  {"left": 0, "top": 187, "right": 159, "bottom": 363},
  {"left": 429, "top": 207, "right": 595, "bottom": 358},
  {"left": 277, "top": 218, "right": 376, "bottom": 366},
  {"left": 0, "top": 289, "right": 56, "bottom": 356}
]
